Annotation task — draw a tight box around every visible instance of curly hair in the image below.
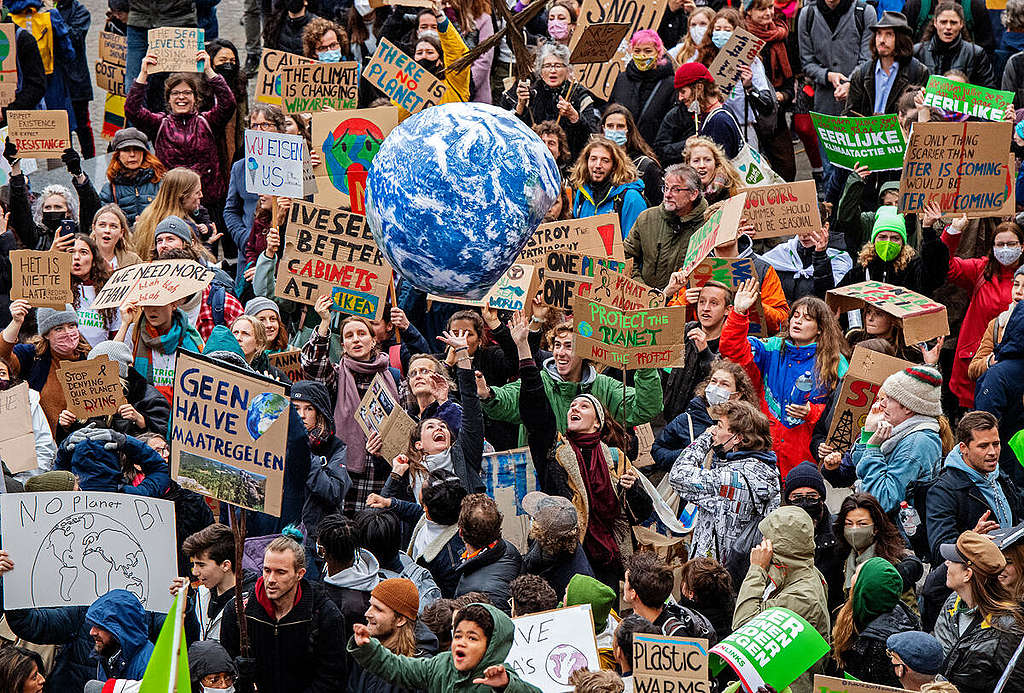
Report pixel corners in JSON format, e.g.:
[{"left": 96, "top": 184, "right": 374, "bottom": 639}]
[
  {"left": 533, "top": 120, "right": 571, "bottom": 167},
  {"left": 529, "top": 514, "right": 580, "bottom": 555},
  {"left": 509, "top": 574, "right": 558, "bottom": 616},
  {"left": 684, "top": 136, "right": 742, "bottom": 198},
  {"left": 569, "top": 136, "right": 640, "bottom": 189},
  {"left": 32, "top": 184, "right": 79, "bottom": 226},
  {"left": 568, "top": 669, "right": 624, "bottom": 693},
  {"left": 458, "top": 494, "right": 503, "bottom": 549},
  {"left": 302, "top": 17, "right": 350, "bottom": 59},
  {"left": 708, "top": 400, "right": 773, "bottom": 451},
  {"left": 696, "top": 358, "right": 759, "bottom": 407}
]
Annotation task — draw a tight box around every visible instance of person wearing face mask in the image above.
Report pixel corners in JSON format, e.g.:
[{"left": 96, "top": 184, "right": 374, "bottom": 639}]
[
  {"left": 265, "top": 0, "right": 319, "bottom": 55},
  {"left": 4, "top": 144, "right": 81, "bottom": 250},
  {"left": 188, "top": 640, "right": 238, "bottom": 693},
  {"left": 669, "top": 400, "right": 781, "bottom": 564},
  {"left": 654, "top": 62, "right": 742, "bottom": 164},
  {"left": 609, "top": 31, "right": 677, "bottom": 149},
  {"left": 600, "top": 106, "right": 665, "bottom": 207},
  {"left": 302, "top": 17, "right": 351, "bottom": 62},
  {"left": 398, "top": 11, "right": 470, "bottom": 117},
  {"left": 545, "top": 0, "right": 575, "bottom": 46},
  {"left": 969, "top": 265, "right": 1024, "bottom": 381},
  {"left": 671, "top": 7, "right": 714, "bottom": 64},
  {"left": 206, "top": 39, "right": 248, "bottom": 172},
  {"left": 784, "top": 462, "right": 845, "bottom": 612}
]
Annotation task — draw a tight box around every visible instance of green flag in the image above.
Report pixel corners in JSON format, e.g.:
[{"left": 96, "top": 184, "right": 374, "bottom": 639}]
[
  {"left": 1009, "top": 429, "right": 1024, "bottom": 468},
  {"left": 138, "top": 589, "right": 190, "bottom": 693}
]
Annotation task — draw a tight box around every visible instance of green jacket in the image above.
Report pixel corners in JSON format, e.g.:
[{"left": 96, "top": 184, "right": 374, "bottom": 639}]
[
  {"left": 347, "top": 604, "right": 541, "bottom": 693},
  {"left": 624, "top": 196, "right": 709, "bottom": 290},
  {"left": 482, "top": 358, "right": 664, "bottom": 446}
]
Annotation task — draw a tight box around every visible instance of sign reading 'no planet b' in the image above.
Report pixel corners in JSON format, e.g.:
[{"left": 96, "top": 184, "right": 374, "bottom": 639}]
[{"left": 810, "top": 112, "right": 906, "bottom": 171}]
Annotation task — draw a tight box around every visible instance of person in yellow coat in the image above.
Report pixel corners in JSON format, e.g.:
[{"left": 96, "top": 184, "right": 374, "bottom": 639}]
[{"left": 395, "top": 12, "right": 471, "bottom": 119}]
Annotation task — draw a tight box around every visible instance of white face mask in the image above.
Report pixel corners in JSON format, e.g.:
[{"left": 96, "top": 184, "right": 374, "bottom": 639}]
[
  {"left": 690, "top": 24, "right": 707, "bottom": 44},
  {"left": 203, "top": 687, "right": 235, "bottom": 693},
  {"left": 994, "top": 246, "right": 1023, "bottom": 266},
  {"left": 705, "top": 384, "right": 732, "bottom": 406}
]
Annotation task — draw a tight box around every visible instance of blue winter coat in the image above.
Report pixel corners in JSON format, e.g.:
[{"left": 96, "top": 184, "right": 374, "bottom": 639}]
[
  {"left": 99, "top": 169, "right": 161, "bottom": 225},
  {"left": 55, "top": 435, "right": 170, "bottom": 497},
  {"left": 976, "top": 300, "right": 1024, "bottom": 486},
  {"left": 853, "top": 428, "right": 943, "bottom": 514},
  {"left": 5, "top": 0, "right": 78, "bottom": 126},
  {"left": 652, "top": 395, "right": 715, "bottom": 470},
  {"left": 55, "top": 0, "right": 92, "bottom": 102},
  {"left": 84, "top": 590, "right": 155, "bottom": 679},
  {"left": 572, "top": 179, "right": 647, "bottom": 238},
  {"left": 224, "top": 158, "right": 258, "bottom": 277},
  {"left": 997, "top": 31, "right": 1024, "bottom": 81}
]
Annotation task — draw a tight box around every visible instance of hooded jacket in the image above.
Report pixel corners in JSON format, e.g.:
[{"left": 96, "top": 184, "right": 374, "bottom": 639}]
[
  {"left": 760, "top": 236, "right": 853, "bottom": 304},
  {"left": 973, "top": 300, "right": 1024, "bottom": 484},
  {"left": 839, "top": 224, "right": 949, "bottom": 294},
  {"left": 84, "top": 589, "right": 155, "bottom": 680},
  {"left": 733, "top": 507, "right": 830, "bottom": 693},
  {"left": 625, "top": 197, "right": 709, "bottom": 291},
  {"left": 608, "top": 59, "right": 676, "bottom": 145},
  {"left": 347, "top": 603, "right": 542, "bottom": 693},
  {"left": 55, "top": 434, "right": 170, "bottom": 497},
  {"left": 348, "top": 620, "right": 441, "bottom": 693},
  {"left": 652, "top": 395, "right": 716, "bottom": 470},
  {"left": 839, "top": 600, "right": 921, "bottom": 686},
  {"left": 572, "top": 178, "right": 647, "bottom": 239},
  {"left": 293, "top": 380, "right": 352, "bottom": 542},
  {"left": 323, "top": 547, "right": 379, "bottom": 635}
]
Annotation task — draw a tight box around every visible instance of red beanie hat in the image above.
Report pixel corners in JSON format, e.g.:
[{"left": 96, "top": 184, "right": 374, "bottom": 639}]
[{"left": 674, "top": 62, "right": 714, "bottom": 90}]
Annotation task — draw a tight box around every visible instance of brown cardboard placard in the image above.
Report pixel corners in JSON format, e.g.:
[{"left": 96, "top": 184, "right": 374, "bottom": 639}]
[
  {"left": 572, "top": 297, "right": 687, "bottom": 370},
  {"left": 0, "top": 382, "right": 37, "bottom": 473},
  {"left": 95, "top": 61, "right": 127, "bottom": 97},
  {"left": 898, "top": 120, "right": 1013, "bottom": 217},
  {"left": 741, "top": 180, "right": 821, "bottom": 238},
  {"left": 813, "top": 675, "right": 909, "bottom": 693},
  {"left": 634, "top": 422, "right": 656, "bottom": 468},
  {"left": 354, "top": 373, "right": 416, "bottom": 463},
  {"left": 280, "top": 61, "right": 359, "bottom": 113},
  {"left": 679, "top": 193, "right": 747, "bottom": 278},
  {"left": 579, "top": 264, "right": 665, "bottom": 311},
  {"left": 268, "top": 349, "right": 303, "bottom": 385},
  {"left": 171, "top": 351, "right": 289, "bottom": 516},
  {"left": 57, "top": 356, "right": 126, "bottom": 420},
  {"left": 7, "top": 110, "right": 71, "bottom": 159},
  {"left": 708, "top": 28, "right": 767, "bottom": 92},
  {"left": 368, "top": 0, "right": 432, "bottom": 7},
  {"left": 569, "top": 22, "right": 631, "bottom": 64},
  {"left": 147, "top": 27, "right": 204, "bottom": 72},
  {"left": 363, "top": 38, "right": 447, "bottom": 115},
  {"left": 92, "top": 259, "right": 216, "bottom": 310},
  {"left": 688, "top": 257, "right": 769, "bottom": 337},
  {"left": 825, "top": 346, "right": 913, "bottom": 451},
  {"left": 99, "top": 31, "right": 126, "bottom": 66},
  {"left": 311, "top": 107, "right": 399, "bottom": 213},
  {"left": 428, "top": 262, "right": 540, "bottom": 312},
  {"left": 10, "top": 250, "right": 73, "bottom": 309},
  {"left": 255, "top": 49, "right": 316, "bottom": 106},
  {"left": 518, "top": 213, "right": 625, "bottom": 265},
  {"left": 825, "top": 280, "right": 950, "bottom": 345},
  {"left": 634, "top": 633, "right": 710, "bottom": 692},
  {"left": 0, "top": 25, "right": 17, "bottom": 107},
  {"left": 540, "top": 249, "right": 630, "bottom": 310}
]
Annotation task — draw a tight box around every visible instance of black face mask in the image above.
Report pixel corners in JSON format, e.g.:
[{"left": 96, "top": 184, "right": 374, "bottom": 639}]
[
  {"left": 287, "top": 0, "right": 305, "bottom": 13},
  {"left": 0, "top": 379, "right": 10, "bottom": 391},
  {"left": 42, "top": 210, "right": 66, "bottom": 231},
  {"left": 792, "top": 497, "right": 825, "bottom": 524},
  {"left": 214, "top": 62, "right": 239, "bottom": 82},
  {"left": 712, "top": 433, "right": 737, "bottom": 460},
  {"left": 417, "top": 58, "right": 441, "bottom": 75}
]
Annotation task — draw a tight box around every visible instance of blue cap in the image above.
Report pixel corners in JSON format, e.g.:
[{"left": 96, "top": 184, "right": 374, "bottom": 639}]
[{"left": 886, "top": 631, "right": 944, "bottom": 675}]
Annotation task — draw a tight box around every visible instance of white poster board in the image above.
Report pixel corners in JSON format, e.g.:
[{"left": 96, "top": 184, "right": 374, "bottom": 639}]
[
  {"left": 507, "top": 604, "right": 601, "bottom": 692},
  {"left": 244, "top": 129, "right": 306, "bottom": 198},
  {"left": 0, "top": 492, "right": 177, "bottom": 613}
]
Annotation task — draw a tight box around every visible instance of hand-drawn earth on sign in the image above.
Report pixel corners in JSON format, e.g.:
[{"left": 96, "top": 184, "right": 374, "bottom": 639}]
[
  {"left": 546, "top": 644, "right": 590, "bottom": 685},
  {"left": 33, "top": 512, "right": 149, "bottom": 607},
  {"left": 323, "top": 116, "right": 387, "bottom": 203}
]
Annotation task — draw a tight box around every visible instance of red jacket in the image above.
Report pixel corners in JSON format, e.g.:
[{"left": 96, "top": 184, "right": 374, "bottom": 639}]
[{"left": 942, "top": 231, "right": 1015, "bottom": 408}]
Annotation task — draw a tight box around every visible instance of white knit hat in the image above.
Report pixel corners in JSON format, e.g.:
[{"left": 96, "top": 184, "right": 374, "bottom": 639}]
[{"left": 881, "top": 365, "right": 943, "bottom": 417}]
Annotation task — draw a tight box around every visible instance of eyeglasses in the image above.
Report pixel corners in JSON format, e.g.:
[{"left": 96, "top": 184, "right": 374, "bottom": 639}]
[
  {"left": 408, "top": 367, "right": 437, "bottom": 377},
  {"left": 152, "top": 445, "right": 170, "bottom": 460},
  {"left": 169, "top": 89, "right": 194, "bottom": 98},
  {"left": 662, "top": 185, "right": 693, "bottom": 195},
  {"left": 541, "top": 63, "right": 568, "bottom": 71},
  {"left": 250, "top": 121, "right": 275, "bottom": 131},
  {"left": 200, "top": 673, "right": 236, "bottom": 687},
  {"left": 318, "top": 41, "right": 341, "bottom": 51}
]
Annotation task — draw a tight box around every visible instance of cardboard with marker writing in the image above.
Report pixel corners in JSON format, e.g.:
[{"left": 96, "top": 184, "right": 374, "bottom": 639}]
[
  {"left": 741, "top": 180, "right": 821, "bottom": 239},
  {"left": 679, "top": 193, "right": 747, "bottom": 278},
  {"left": 268, "top": 349, "right": 303, "bottom": 385},
  {"left": 10, "top": 250, "right": 73, "bottom": 308},
  {"left": 57, "top": 356, "right": 127, "bottom": 420},
  {"left": 540, "top": 250, "right": 631, "bottom": 310},
  {"left": 708, "top": 28, "right": 766, "bottom": 92},
  {"left": 688, "top": 257, "right": 767, "bottom": 337},
  {"left": 147, "top": 27, "right": 204, "bottom": 72},
  {"left": 572, "top": 296, "right": 687, "bottom": 370},
  {"left": 825, "top": 280, "right": 949, "bottom": 345},
  {"left": 7, "top": 110, "right": 71, "bottom": 159},
  {"left": 825, "top": 346, "right": 913, "bottom": 451},
  {"left": 99, "top": 31, "right": 126, "bottom": 66},
  {"left": 813, "top": 675, "right": 909, "bottom": 693},
  {"left": 280, "top": 61, "right": 359, "bottom": 113},
  {"left": 429, "top": 263, "right": 539, "bottom": 314},
  {"left": 519, "top": 213, "right": 624, "bottom": 265},
  {"left": 634, "top": 633, "right": 710, "bottom": 693},
  {"left": 311, "top": 107, "right": 399, "bottom": 213},
  {"left": 0, "top": 383, "right": 37, "bottom": 473},
  {"left": 244, "top": 129, "right": 306, "bottom": 198},
  {"left": 256, "top": 49, "right": 315, "bottom": 106},
  {"left": 569, "top": 22, "right": 631, "bottom": 64},
  {"left": 0, "top": 24, "right": 17, "bottom": 106},
  {"left": 363, "top": 39, "right": 447, "bottom": 115},
  {"left": 95, "top": 60, "right": 126, "bottom": 97},
  {"left": 578, "top": 264, "right": 664, "bottom": 311},
  {"left": 355, "top": 373, "right": 416, "bottom": 463},
  {"left": 92, "top": 259, "right": 216, "bottom": 310}
]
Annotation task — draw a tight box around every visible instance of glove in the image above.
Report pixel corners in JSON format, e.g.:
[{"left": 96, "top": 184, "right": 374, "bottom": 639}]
[
  {"left": 3, "top": 138, "right": 18, "bottom": 165},
  {"left": 61, "top": 147, "right": 82, "bottom": 176},
  {"left": 234, "top": 656, "right": 257, "bottom": 682},
  {"left": 63, "top": 422, "right": 127, "bottom": 453}
]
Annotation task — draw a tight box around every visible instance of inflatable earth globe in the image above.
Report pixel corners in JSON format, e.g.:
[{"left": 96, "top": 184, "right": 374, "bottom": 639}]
[{"left": 365, "top": 102, "right": 561, "bottom": 299}]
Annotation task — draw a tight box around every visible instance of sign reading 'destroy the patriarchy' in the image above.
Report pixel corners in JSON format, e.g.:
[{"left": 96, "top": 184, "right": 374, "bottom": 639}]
[
  {"left": 811, "top": 113, "right": 906, "bottom": 171},
  {"left": 519, "top": 213, "right": 624, "bottom": 265},
  {"left": 571, "top": 297, "right": 687, "bottom": 370}
]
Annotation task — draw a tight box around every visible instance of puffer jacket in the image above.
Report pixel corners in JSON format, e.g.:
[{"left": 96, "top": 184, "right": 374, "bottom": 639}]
[
  {"left": 55, "top": 435, "right": 170, "bottom": 497},
  {"left": 84, "top": 589, "right": 156, "bottom": 679},
  {"left": 124, "top": 73, "right": 236, "bottom": 202},
  {"left": 840, "top": 601, "right": 921, "bottom": 687},
  {"left": 653, "top": 394, "right": 716, "bottom": 470},
  {"left": 914, "top": 35, "right": 995, "bottom": 88},
  {"left": 303, "top": 434, "right": 351, "bottom": 543},
  {"left": 453, "top": 539, "right": 522, "bottom": 615},
  {"left": 55, "top": 367, "right": 171, "bottom": 441},
  {"left": 669, "top": 429, "right": 782, "bottom": 563},
  {"left": 976, "top": 300, "right": 1024, "bottom": 486},
  {"left": 624, "top": 197, "right": 710, "bottom": 290},
  {"left": 99, "top": 168, "right": 161, "bottom": 225},
  {"left": 942, "top": 606, "right": 1024, "bottom": 693},
  {"left": 608, "top": 59, "right": 676, "bottom": 146},
  {"left": 572, "top": 179, "right": 647, "bottom": 238}
]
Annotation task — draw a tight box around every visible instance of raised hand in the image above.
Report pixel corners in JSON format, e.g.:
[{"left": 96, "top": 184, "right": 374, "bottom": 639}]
[
  {"left": 353, "top": 623, "right": 372, "bottom": 646},
  {"left": 732, "top": 278, "right": 760, "bottom": 314},
  {"left": 473, "top": 665, "right": 510, "bottom": 688}
]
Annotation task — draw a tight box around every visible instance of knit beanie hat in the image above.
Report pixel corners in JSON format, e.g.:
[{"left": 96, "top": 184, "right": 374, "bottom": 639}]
[
  {"left": 881, "top": 365, "right": 943, "bottom": 417},
  {"left": 571, "top": 394, "right": 605, "bottom": 428},
  {"left": 1015, "top": 264, "right": 1024, "bottom": 280},
  {"left": 852, "top": 556, "right": 902, "bottom": 626},
  {"left": 203, "top": 326, "right": 249, "bottom": 372},
  {"left": 871, "top": 206, "right": 908, "bottom": 244},
  {"left": 25, "top": 470, "right": 77, "bottom": 492},
  {"left": 89, "top": 340, "right": 133, "bottom": 379},
  {"left": 564, "top": 574, "right": 616, "bottom": 632},
  {"left": 674, "top": 62, "right": 714, "bottom": 90},
  {"left": 244, "top": 296, "right": 280, "bottom": 318},
  {"left": 153, "top": 215, "right": 193, "bottom": 246},
  {"left": 785, "top": 461, "right": 826, "bottom": 500},
  {"left": 36, "top": 305, "right": 78, "bottom": 336},
  {"left": 371, "top": 578, "right": 419, "bottom": 621}
]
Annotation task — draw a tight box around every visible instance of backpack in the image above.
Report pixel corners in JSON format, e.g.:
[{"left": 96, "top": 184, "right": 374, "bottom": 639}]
[{"left": 11, "top": 9, "right": 54, "bottom": 75}]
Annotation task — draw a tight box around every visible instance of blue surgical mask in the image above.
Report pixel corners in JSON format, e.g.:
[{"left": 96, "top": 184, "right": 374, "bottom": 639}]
[
  {"left": 318, "top": 49, "right": 342, "bottom": 62},
  {"left": 604, "top": 129, "right": 627, "bottom": 146},
  {"left": 711, "top": 30, "right": 731, "bottom": 48}
]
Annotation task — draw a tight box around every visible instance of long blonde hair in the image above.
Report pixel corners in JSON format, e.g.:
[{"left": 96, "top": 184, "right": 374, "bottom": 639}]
[
  {"left": 132, "top": 168, "right": 202, "bottom": 261},
  {"left": 90, "top": 204, "right": 133, "bottom": 261},
  {"left": 568, "top": 136, "right": 639, "bottom": 190},
  {"left": 684, "top": 136, "right": 742, "bottom": 196},
  {"left": 677, "top": 7, "right": 715, "bottom": 65}
]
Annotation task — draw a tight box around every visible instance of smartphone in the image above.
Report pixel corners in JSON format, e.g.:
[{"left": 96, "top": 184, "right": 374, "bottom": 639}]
[{"left": 59, "top": 219, "right": 76, "bottom": 237}]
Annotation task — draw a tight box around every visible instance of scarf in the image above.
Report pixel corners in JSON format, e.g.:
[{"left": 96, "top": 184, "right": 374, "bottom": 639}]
[
  {"left": 332, "top": 353, "right": 395, "bottom": 474},
  {"left": 879, "top": 414, "right": 940, "bottom": 457},
  {"left": 411, "top": 518, "right": 450, "bottom": 561},
  {"left": 568, "top": 430, "right": 621, "bottom": 565},
  {"left": 844, "top": 541, "right": 876, "bottom": 589},
  {"left": 134, "top": 310, "right": 202, "bottom": 393},
  {"left": 761, "top": 236, "right": 853, "bottom": 285},
  {"left": 747, "top": 17, "right": 792, "bottom": 86},
  {"left": 946, "top": 450, "right": 1013, "bottom": 528}
]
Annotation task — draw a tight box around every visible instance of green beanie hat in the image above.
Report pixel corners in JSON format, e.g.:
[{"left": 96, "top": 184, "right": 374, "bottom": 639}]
[
  {"left": 564, "top": 574, "right": 616, "bottom": 632},
  {"left": 871, "top": 206, "right": 908, "bottom": 244},
  {"left": 852, "top": 557, "right": 902, "bottom": 627}
]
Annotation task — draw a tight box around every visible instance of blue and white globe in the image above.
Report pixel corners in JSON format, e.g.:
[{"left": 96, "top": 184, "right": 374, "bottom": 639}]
[{"left": 366, "top": 102, "right": 561, "bottom": 299}]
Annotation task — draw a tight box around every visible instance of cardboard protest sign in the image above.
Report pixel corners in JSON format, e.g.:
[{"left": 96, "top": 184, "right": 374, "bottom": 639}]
[
  {"left": 95, "top": 60, "right": 126, "bottom": 97},
  {"left": 634, "top": 633, "right": 710, "bottom": 693},
  {"left": 0, "top": 24, "right": 17, "bottom": 106},
  {"left": 634, "top": 423, "right": 656, "bottom": 468},
  {"left": 92, "top": 259, "right": 216, "bottom": 310},
  {"left": 354, "top": 373, "right": 416, "bottom": 463},
  {"left": 570, "top": 0, "right": 667, "bottom": 100},
  {"left": 95, "top": 31, "right": 127, "bottom": 98},
  {"left": 572, "top": 297, "right": 687, "bottom": 370},
  {"left": 579, "top": 264, "right": 665, "bottom": 311},
  {"left": 688, "top": 257, "right": 768, "bottom": 337},
  {"left": 171, "top": 351, "right": 289, "bottom": 516},
  {"left": 507, "top": 604, "right": 601, "bottom": 692},
  {"left": 7, "top": 110, "right": 71, "bottom": 159},
  {"left": 710, "top": 607, "right": 830, "bottom": 693},
  {"left": 243, "top": 129, "right": 306, "bottom": 198},
  {"left": 519, "top": 213, "right": 625, "bottom": 265},
  {"left": 10, "top": 250, "right": 73, "bottom": 308},
  {"left": 898, "top": 120, "right": 1013, "bottom": 217},
  {"left": 99, "top": 31, "right": 126, "bottom": 66},
  {"left": 280, "top": 61, "right": 359, "bottom": 113},
  {"left": 679, "top": 193, "right": 747, "bottom": 278},
  {"left": 147, "top": 27, "right": 204, "bottom": 72},
  {"left": 0, "top": 383, "right": 37, "bottom": 473},
  {"left": 57, "top": 357, "right": 127, "bottom": 420},
  {"left": 826, "top": 280, "right": 950, "bottom": 345},
  {"left": 825, "top": 346, "right": 913, "bottom": 451},
  {"left": 569, "top": 23, "right": 631, "bottom": 64},
  {"left": 311, "top": 107, "right": 399, "bottom": 213},
  {"left": 810, "top": 113, "right": 906, "bottom": 171},
  {"left": 541, "top": 250, "right": 630, "bottom": 310},
  {"left": 482, "top": 447, "right": 539, "bottom": 554},
  {"left": 274, "top": 200, "right": 392, "bottom": 319},
  {"left": 0, "top": 491, "right": 177, "bottom": 612},
  {"left": 268, "top": 349, "right": 303, "bottom": 384},
  {"left": 256, "top": 49, "right": 315, "bottom": 105},
  {"left": 813, "top": 676, "right": 908, "bottom": 693},
  {"left": 428, "top": 262, "right": 540, "bottom": 311},
  {"left": 363, "top": 39, "right": 447, "bottom": 114},
  {"left": 741, "top": 180, "right": 821, "bottom": 239},
  {"left": 923, "top": 75, "right": 1014, "bottom": 121},
  {"left": 708, "top": 28, "right": 766, "bottom": 91}
]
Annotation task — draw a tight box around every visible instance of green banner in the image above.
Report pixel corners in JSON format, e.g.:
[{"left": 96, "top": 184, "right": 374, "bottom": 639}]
[
  {"left": 923, "top": 75, "right": 1014, "bottom": 121},
  {"left": 811, "top": 112, "right": 906, "bottom": 172},
  {"left": 709, "top": 607, "right": 829, "bottom": 692}
]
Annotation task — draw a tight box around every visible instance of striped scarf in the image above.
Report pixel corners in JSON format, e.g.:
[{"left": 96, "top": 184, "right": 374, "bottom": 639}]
[{"left": 133, "top": 309, "right": 203, "bottom": 399}]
